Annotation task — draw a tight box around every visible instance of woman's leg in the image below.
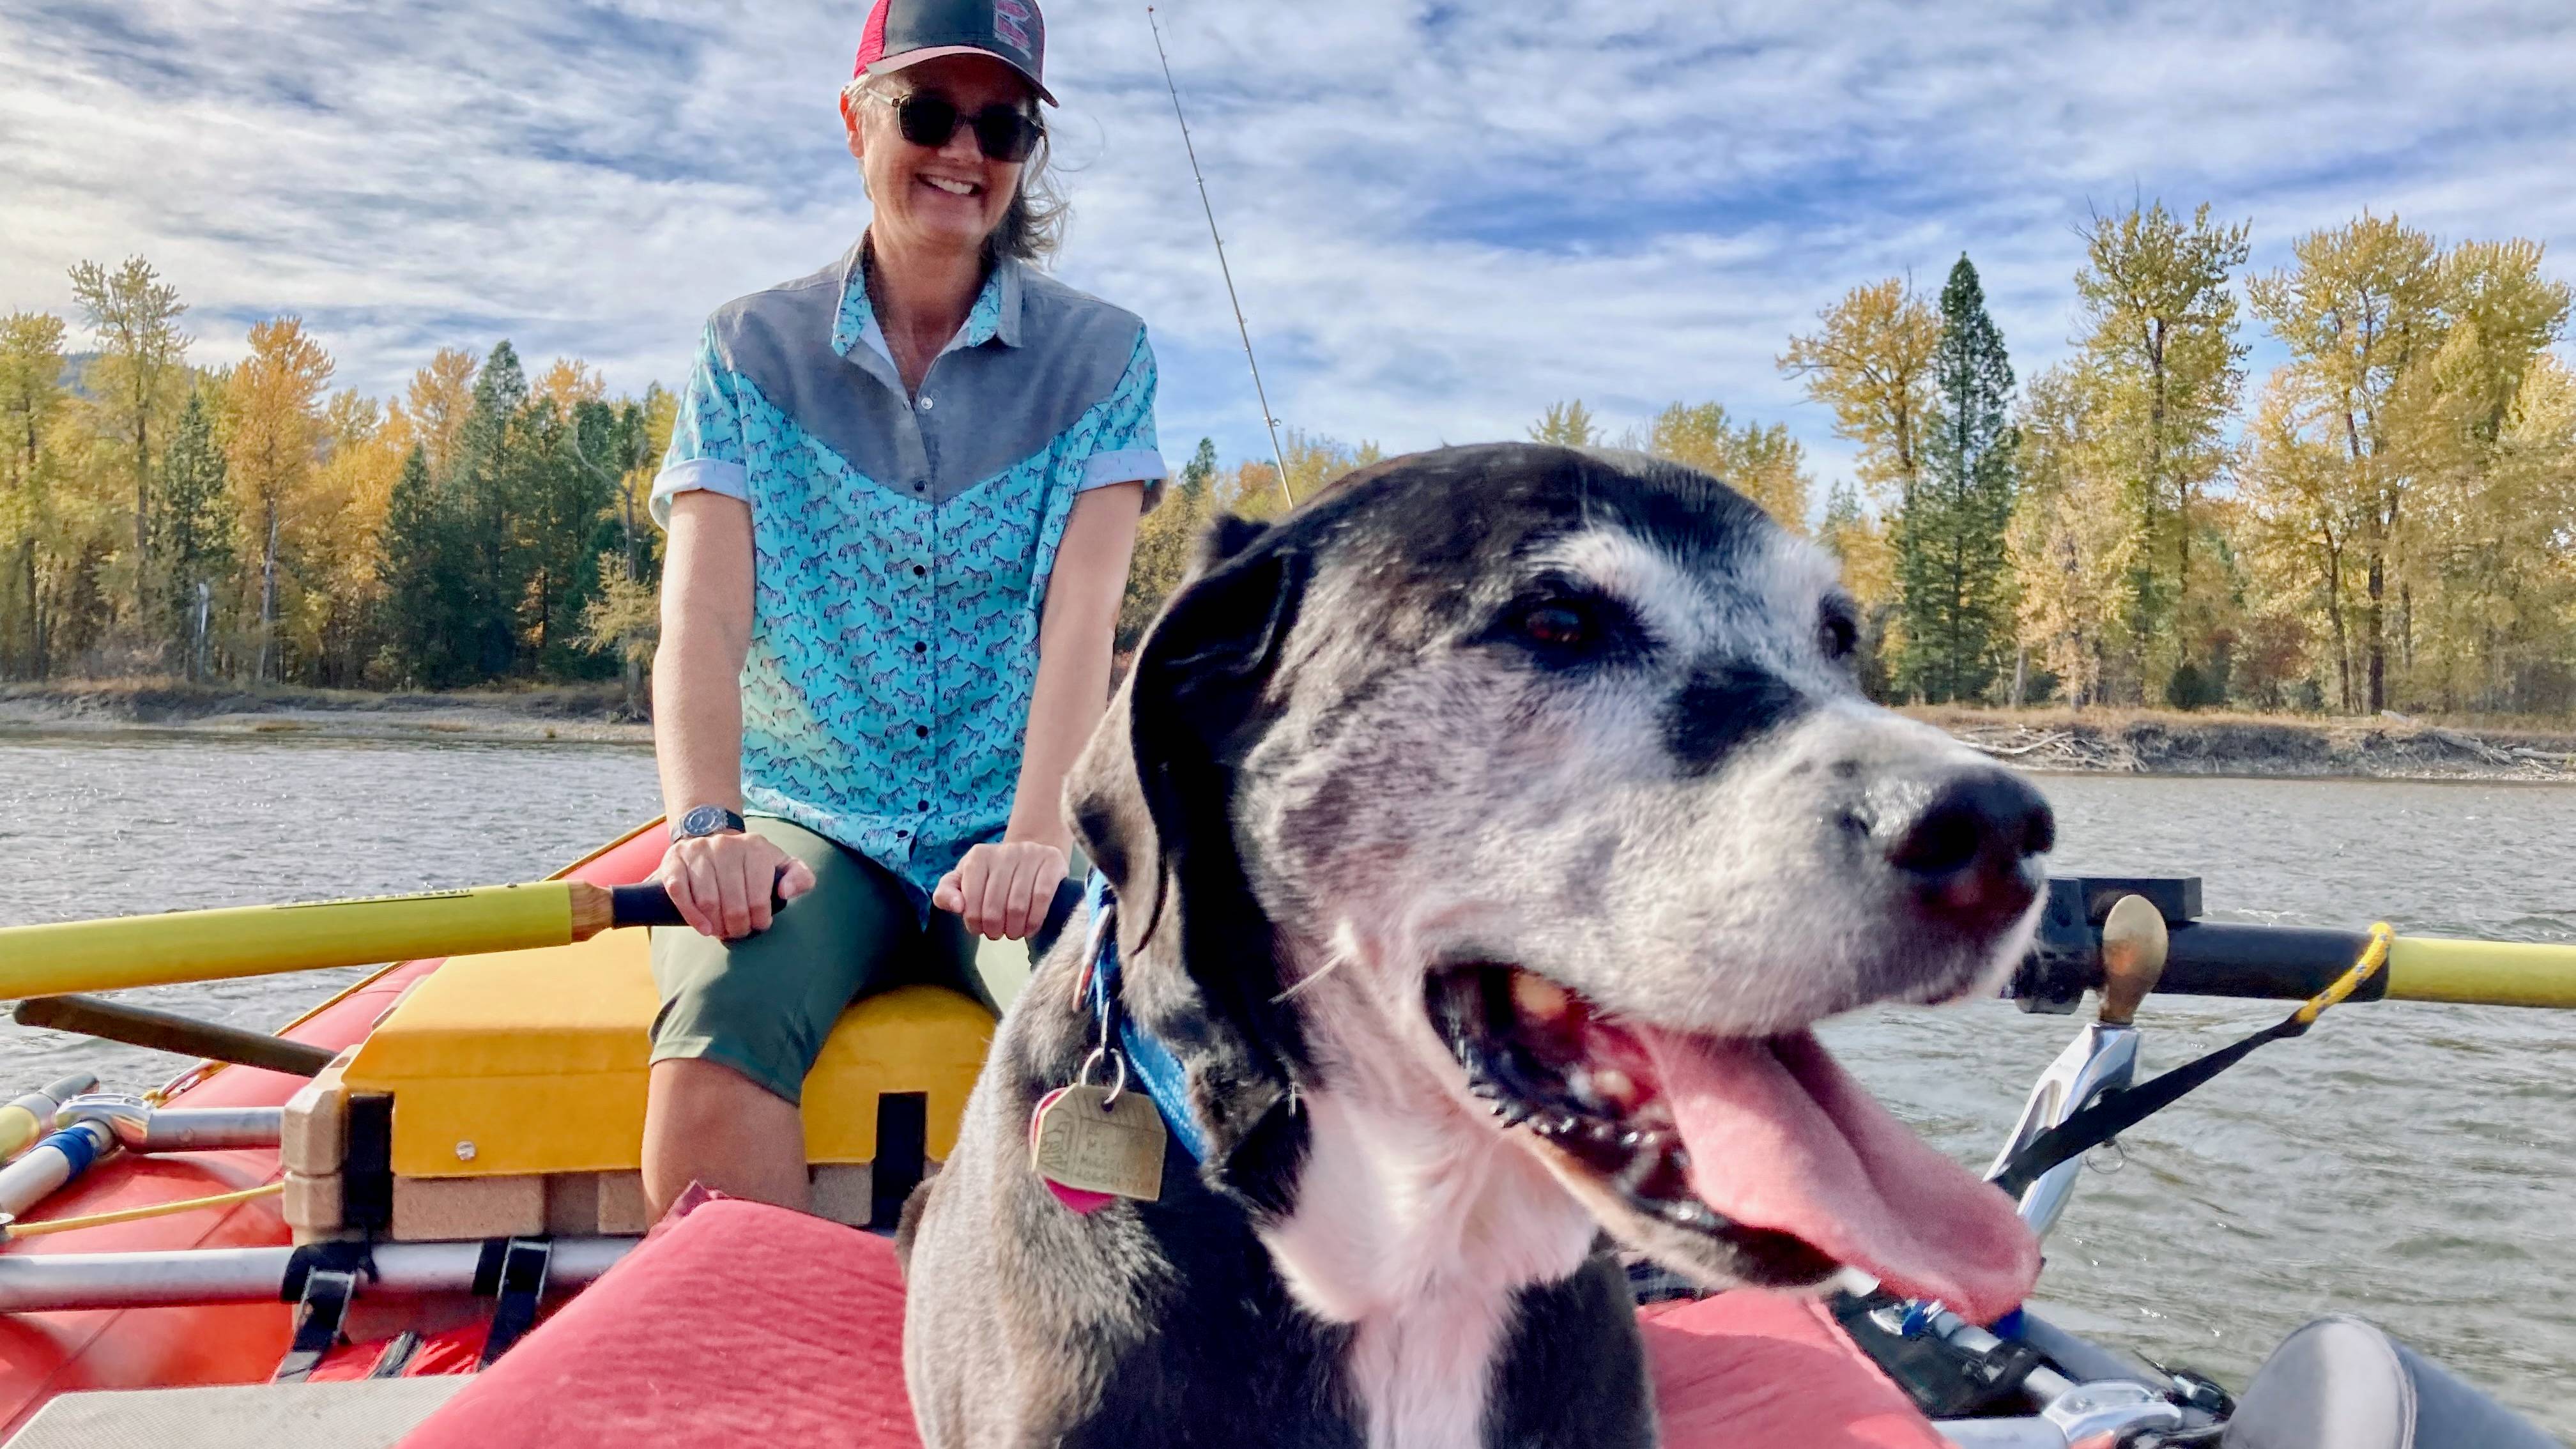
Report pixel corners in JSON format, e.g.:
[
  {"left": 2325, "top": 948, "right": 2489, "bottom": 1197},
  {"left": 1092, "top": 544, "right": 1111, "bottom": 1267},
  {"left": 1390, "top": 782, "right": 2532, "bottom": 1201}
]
[{"left": 641, "top": 818, "right": 914, "bottom": 1215}]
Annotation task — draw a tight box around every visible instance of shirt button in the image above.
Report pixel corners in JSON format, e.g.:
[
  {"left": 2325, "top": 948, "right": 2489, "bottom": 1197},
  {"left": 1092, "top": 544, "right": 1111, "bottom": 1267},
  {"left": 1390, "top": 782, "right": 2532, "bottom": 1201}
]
[
  {"left": 916, "top": 725, "right": 929, "bottom": 739},
  {"left": 914, "top": 641, "right": 926, "bottom": 654},
  {"left": 916, "top": 801, "right": 929, "bottom": 811},
  {"left": 912, "top": 481, "right": 926, "bottom": 494},
  {"left": 917, "top": 397, "right": 934, "bottom": 411},
  {"left": 913, "top": 565, "right": 926, "bottom": 578},
  {"left": 894, "top": 829, "right": 910, "bottom": 839}
]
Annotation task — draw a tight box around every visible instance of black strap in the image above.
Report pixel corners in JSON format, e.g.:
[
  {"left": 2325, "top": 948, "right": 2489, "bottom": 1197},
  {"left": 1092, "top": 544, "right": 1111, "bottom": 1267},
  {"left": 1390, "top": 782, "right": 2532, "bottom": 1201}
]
[
  {"left": 477, "top": 1238, "right": 553, "bottom": 1367},
  {"left": 274, "top": 1266, "right": 356, "bottom": 1382},
  {"left": 1990, "top": 1013, "right": 2313, "bottom": 1198}
]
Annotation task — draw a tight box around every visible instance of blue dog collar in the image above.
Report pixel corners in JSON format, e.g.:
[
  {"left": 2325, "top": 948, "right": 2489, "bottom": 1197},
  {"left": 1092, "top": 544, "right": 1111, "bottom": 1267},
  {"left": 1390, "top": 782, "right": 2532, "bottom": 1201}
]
[{"left": 1082, "top": 873, "right": 1209, "bottom": 1164}]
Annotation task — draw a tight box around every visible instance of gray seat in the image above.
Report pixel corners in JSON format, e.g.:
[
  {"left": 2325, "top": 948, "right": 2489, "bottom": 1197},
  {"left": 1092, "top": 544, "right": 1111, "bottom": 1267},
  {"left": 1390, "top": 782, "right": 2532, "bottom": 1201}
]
[
  {"left": 2221, "top": 1315, "right": 2557, "bottom": 1449},
  {"left": 5, "top": 1377, "right": 468, "bottom": 1449}
]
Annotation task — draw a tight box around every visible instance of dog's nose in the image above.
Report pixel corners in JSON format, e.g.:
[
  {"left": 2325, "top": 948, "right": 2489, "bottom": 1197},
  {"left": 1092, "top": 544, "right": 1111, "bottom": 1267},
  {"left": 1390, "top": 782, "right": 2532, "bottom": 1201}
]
[{"left": 1880, "top": 769, "right": 2055, "bottom": 928}]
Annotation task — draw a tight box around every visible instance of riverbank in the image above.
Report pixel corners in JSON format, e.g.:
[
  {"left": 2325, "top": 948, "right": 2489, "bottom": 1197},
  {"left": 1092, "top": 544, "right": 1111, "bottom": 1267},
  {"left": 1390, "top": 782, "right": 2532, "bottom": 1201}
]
[
  {"left": 0, "top": 680, "right": 651, "bottom": 745},
  {"left": 1918, "top": 707, "right": 2576, "bottom": 783},
  {"left": 8, "top": 682, "right": 2575, "bottom": 779}
]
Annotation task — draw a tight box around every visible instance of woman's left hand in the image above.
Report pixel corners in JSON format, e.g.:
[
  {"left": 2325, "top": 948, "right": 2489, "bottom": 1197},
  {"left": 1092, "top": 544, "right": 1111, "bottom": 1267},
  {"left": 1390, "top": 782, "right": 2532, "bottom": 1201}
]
[{"left": 933, "top": 839, "right": 1068, "bottom": 940}]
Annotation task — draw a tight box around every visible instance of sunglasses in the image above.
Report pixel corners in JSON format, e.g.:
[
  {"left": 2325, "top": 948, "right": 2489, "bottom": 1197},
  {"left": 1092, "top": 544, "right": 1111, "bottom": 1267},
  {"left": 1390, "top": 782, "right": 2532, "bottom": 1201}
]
[{"left": 872, "top": 90, "right": 1044, "bottom": 164}]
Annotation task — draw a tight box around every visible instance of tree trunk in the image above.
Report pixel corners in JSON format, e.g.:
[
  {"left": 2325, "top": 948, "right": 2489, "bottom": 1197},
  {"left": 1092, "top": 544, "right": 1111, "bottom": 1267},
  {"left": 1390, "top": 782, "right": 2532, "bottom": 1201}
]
[
  {"left": 2324, "top": 535, "right": 2350, "bottom": 714},
  {"left": 134, "top": 414, "right": 151, "bottom": 622},
  {"left": 2011, "top": 645, "right": 2028, "bottom": 709},
  {"left": 2365, "top": 552, "right": 2385, "bottom": 716},
  {"left": 258, "top": 502, "right": 279, "bottom": 686}
]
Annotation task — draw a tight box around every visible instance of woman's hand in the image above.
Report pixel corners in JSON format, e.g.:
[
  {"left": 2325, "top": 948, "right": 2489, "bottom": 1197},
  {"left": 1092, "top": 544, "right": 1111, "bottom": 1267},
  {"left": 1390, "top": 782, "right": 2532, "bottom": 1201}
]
[
  {"left": 933, "top": 840, "right": 1068, "bottom": 940},
  {"left": 656, "top": 831, "right": 818, "bottom": 940}
]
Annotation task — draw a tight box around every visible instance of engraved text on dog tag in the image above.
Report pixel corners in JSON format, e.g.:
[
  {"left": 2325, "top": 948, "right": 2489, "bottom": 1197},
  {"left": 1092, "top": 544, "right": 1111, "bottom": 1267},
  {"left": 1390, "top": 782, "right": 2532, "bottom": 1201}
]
[{"left": 1030, "top": 1084, "right": 1167, "bottom": 1204}]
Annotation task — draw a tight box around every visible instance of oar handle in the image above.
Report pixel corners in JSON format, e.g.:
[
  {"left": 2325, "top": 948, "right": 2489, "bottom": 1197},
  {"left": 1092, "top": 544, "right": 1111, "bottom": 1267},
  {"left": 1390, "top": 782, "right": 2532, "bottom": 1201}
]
[{"left": 585, "top": 881, "right": 793, "bottom": 933}]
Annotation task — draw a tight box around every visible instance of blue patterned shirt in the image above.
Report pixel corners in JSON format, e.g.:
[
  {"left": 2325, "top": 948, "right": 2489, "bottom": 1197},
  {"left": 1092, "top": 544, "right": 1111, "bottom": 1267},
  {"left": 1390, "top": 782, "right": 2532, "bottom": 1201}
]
[{"left": 652, "top": 241, "right": 1165, "bottom": 910}]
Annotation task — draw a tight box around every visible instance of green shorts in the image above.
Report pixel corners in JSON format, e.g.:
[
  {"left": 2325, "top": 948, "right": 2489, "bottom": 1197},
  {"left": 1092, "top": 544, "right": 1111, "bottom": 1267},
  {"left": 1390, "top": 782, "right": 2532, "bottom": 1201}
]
[{"left": 648, "top": 817, "right": 1001, "bottom": 1106}]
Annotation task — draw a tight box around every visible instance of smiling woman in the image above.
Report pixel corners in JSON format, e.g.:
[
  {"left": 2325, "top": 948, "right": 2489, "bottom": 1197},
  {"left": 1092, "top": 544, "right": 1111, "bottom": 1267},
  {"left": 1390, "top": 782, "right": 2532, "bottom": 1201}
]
[{"left": 636, "top": 0, "right": 1168, "bottom": 1218}]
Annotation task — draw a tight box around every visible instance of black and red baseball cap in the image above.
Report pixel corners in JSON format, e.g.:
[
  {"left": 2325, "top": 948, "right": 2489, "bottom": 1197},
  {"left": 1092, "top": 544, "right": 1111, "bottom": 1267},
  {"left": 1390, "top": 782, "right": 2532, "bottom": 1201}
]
[{"left": 853, "top": 0, "right": 1054, "bottom": 107}]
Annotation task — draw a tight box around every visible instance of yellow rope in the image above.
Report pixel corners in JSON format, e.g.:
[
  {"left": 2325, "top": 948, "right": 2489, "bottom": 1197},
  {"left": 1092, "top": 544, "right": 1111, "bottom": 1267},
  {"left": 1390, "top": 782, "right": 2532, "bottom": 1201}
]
[
  {"left": 2295, "top": 921, "right": 2395, "bottom": 1026},
  {"left": 1, "top": 1181, "right": 282, "bottom": 1241}
]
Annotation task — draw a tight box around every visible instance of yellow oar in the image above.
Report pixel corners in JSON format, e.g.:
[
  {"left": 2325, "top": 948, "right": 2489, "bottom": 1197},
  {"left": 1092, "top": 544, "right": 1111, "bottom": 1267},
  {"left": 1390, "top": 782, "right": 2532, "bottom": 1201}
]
[
  {"left": 2386, "top": 936, "right": 2576, "bottom": 1010},
  {"left": 0, "top": 882, "right": 684, "bottom": 1001}
]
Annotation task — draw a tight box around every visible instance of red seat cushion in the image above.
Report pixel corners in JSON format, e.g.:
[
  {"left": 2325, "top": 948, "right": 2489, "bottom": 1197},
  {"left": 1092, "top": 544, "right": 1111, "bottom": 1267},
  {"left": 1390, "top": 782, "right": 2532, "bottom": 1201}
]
[
  {"left": 1643, "top": 1291, "right": 1949, "bottom": 1448},
  {"left": 401, "top": 1198, "right": 917, "bottom": 1448},
  {"left": 404, "top": 1199, "right": 1942, "bottom": 1448}
]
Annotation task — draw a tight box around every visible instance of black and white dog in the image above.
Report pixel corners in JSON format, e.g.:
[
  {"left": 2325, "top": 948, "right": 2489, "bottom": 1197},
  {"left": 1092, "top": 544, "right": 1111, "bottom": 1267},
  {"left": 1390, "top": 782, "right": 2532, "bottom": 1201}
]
[{"left": 901, "top": 444, "right": 2050, "bottom": 1448}]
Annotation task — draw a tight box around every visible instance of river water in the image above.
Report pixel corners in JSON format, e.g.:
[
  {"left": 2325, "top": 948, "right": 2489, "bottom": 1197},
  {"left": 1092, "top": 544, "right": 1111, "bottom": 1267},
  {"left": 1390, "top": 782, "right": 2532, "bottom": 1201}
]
[{"left": 1, "top": 733, "right": 2570, "bottom": 1434}]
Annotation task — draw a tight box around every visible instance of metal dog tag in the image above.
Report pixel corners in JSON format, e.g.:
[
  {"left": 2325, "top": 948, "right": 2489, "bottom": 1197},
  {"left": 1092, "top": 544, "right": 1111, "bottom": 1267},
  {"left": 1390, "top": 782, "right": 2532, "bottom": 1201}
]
[{"left": 1030, "top": 1084, "right": 1166, "bottom": 1205}]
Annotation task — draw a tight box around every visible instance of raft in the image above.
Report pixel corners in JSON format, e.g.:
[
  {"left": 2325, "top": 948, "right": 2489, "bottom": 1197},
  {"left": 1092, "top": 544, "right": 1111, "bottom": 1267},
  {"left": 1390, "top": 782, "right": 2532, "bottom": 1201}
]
[{"left": 0, "top": 833, "right": 2568, "bottom": 1446}]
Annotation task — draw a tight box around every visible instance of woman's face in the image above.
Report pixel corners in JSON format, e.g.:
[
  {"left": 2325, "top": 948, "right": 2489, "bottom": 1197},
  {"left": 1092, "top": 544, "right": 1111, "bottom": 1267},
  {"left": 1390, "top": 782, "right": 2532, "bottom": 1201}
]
[{"left": 844, "top": 54, "right": 1031, "bottom": 260}]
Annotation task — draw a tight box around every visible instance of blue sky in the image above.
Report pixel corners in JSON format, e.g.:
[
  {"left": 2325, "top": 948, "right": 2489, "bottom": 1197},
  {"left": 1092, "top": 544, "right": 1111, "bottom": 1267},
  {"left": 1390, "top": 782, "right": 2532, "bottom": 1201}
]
[{"left": 6, "top": 1, "right": 2573, "bottom": 493}]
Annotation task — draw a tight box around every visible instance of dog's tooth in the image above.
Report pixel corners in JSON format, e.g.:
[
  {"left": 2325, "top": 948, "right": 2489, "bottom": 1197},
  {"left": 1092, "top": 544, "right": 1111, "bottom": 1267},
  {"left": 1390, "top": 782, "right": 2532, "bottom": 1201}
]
[
  {"left": 1510, "top": 972, "right": 1572, "bottom": 1023},
  {"left": 1588, "top": 1068, "right": 1639, "bottom": 1111}
]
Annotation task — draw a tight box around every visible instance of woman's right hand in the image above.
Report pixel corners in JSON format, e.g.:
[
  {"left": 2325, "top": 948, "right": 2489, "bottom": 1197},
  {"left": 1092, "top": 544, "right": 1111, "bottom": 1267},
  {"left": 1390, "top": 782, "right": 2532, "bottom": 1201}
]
[{"left": 656, "top": 831, "right": 818, "bottom": 940}]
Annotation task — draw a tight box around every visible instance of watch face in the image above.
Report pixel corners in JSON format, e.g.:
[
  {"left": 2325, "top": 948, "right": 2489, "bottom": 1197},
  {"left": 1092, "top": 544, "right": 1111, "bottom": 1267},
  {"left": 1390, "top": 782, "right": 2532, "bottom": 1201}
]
[{"left": 680, "top": 805, "right": 734, "bottom": 838}]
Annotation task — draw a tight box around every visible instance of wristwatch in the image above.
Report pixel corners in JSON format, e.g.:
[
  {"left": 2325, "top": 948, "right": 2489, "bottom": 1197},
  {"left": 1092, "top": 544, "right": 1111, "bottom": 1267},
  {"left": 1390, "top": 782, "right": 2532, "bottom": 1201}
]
[{"left": 671, "top": 805, "right": 747, "bottom": 841}]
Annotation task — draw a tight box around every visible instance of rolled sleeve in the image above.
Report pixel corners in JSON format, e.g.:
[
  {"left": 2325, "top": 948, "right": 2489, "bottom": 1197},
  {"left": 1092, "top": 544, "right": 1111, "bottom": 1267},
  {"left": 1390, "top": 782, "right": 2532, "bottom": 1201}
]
[
  {"left": 1076, "top": 332, "right": 1167, "bottom": 511},
  {"left": 650, "top": 326, "right": 751, "bottom": 528}
]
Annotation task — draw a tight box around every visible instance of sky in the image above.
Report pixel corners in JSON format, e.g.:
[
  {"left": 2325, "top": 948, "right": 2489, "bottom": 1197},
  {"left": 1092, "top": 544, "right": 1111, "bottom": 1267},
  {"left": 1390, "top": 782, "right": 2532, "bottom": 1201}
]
[{"left": 6, "top": 0, "right": 2575, "bottom": 495}]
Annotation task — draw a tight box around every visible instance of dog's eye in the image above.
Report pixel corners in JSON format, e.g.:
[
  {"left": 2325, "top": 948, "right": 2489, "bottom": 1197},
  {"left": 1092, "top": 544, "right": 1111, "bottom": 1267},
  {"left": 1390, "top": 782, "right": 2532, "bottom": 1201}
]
[
  {"left": 1819, "top": 606, "right": 1859, "bottom": 662},
  {"left": 1519, "top": 602, "right": 1591, "bottom": 649}
]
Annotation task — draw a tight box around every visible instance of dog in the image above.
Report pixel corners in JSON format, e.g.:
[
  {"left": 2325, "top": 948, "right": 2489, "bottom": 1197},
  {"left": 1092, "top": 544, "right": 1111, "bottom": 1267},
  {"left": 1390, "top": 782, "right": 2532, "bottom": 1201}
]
[{"left": 900, "top": 443, "right": 2051, "bottom": 1448}]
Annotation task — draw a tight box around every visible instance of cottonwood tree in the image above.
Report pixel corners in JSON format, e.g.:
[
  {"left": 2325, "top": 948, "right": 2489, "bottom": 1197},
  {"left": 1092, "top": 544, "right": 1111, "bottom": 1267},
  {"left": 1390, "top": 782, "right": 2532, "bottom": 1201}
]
[
  {"left": 2246, "top": 222, "right": 2572, "bottom": 712},
  {"left": 224, "top": 317, "right": 335, "bottom": 684},
  {"left": 1528, "top": 399, "right": 1600, "bottom": 448},
  {"left": 69, "top": 257, "right": 191, "bottom": 624},
  {"left": 1646, "top": 402, "right": 1813, "bottom": 533},
  {"left": 1779, "top": 278, "right": 1940, "bottom": 514},
  {"left": 2070, "top": 201, "right": 2251, "bottom": 703},
  {"left": 0, "top": 313, "right": 72, "bottom": 675},
  {"left": 1820, "top": 479, "right": 1896, "bottom": 698},
  {"left": 2008, "top": 365, "right": 2135, "bottom": 708}
]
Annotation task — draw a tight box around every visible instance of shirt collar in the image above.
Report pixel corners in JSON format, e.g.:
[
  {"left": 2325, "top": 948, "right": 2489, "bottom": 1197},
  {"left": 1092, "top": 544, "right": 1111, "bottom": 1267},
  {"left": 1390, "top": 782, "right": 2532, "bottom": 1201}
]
[{"left": 832, "top": 236, "right": 1023, "bottom": 367}]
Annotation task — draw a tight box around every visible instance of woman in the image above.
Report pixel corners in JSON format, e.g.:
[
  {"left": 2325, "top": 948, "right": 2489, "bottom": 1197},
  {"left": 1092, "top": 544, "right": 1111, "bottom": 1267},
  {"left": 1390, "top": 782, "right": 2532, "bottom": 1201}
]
[{"left": 641, "top": 0, "right": 1162, "bottom": 1215}]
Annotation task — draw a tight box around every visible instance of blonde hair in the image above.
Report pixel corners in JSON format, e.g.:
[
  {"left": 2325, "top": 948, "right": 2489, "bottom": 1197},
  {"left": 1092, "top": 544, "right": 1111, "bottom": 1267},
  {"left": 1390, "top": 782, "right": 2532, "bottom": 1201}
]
[{"left": 843, "top": 71, "right": 1068, "bottom": 265}]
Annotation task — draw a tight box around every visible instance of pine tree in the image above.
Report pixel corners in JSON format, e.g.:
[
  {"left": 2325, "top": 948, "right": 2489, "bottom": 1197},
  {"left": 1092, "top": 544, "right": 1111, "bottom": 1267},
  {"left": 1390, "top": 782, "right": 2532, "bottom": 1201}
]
[
  {"left": 450, "top": 340, "right": 532, "bottom": 680},
  {"left": 1179, "top": 436, "right": 1218, "bottom": 502},
  {"left": 379, "top": 444, "right": 466, "bottom": 686},
  {"left": 1895, "top": 255, "right": 2020, "bottom": 703},
  {"left": 155, "top": 390, "right": 233, "bottom": 678}
]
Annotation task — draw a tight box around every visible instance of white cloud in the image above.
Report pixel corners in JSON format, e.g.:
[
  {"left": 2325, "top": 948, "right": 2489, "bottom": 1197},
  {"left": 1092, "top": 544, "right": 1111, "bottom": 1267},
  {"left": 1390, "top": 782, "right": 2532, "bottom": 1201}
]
[{"left": 5, "top": 0, "right": 2572, "bottom": 490}]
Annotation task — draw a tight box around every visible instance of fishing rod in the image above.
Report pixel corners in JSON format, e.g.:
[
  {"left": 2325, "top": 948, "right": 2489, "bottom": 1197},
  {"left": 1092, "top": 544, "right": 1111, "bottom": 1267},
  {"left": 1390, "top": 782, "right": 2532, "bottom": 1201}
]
[{"left": 1146, "top": 6, "right": 1296, "bottom": 509}]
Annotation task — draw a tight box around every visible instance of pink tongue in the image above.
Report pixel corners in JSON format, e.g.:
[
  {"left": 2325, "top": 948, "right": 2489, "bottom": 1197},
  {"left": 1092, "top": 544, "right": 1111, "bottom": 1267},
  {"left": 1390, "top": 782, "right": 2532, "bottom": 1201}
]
[{"left": 1635, "top": 1029, "right": 2039, "bottom": 1324}]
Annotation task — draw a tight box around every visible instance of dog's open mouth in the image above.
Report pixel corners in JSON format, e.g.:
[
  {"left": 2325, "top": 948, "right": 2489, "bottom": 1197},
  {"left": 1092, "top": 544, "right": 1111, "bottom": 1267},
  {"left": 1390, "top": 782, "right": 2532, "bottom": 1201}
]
[{"left": 1427, "top": 965, "right": 2039, "bottom": 1323}]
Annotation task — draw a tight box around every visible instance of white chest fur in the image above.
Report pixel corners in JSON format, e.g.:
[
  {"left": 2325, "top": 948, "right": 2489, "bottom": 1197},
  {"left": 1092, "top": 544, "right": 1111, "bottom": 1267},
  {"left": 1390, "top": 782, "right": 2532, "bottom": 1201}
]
[{"left": 1259, "top": 1082, "right": 1598, "bottom": 1449}]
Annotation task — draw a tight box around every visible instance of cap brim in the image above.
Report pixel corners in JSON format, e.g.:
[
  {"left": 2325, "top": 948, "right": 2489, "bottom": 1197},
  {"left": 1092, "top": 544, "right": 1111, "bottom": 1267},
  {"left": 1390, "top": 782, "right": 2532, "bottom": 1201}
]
[{"left": 863, "top": 45, "right": 1057, "bottom": 107}]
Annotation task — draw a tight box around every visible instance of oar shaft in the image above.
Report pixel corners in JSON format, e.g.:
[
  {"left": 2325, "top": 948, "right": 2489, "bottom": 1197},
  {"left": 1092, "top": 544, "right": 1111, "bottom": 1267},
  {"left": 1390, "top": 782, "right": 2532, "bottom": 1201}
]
[
  {"left": 14, "top": 996, "right": 337, "bottom": 1077},
  {"left": 2386, "top": 937, "right": 2576, "bottom": 1009},
  {"left": 0, "top": 883, "right": 594, "bottom": 1000}
]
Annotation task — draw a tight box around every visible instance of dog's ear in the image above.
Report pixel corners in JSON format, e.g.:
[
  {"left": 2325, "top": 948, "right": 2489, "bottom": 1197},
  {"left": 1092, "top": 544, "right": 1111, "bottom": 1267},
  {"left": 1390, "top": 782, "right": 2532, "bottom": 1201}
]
[
  {"left": 1068, "top": 515, "right": 1303, "bottom": 957},
  {"left": 1066, "top": 518, "right": 1315, "bottom": 1201}
]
